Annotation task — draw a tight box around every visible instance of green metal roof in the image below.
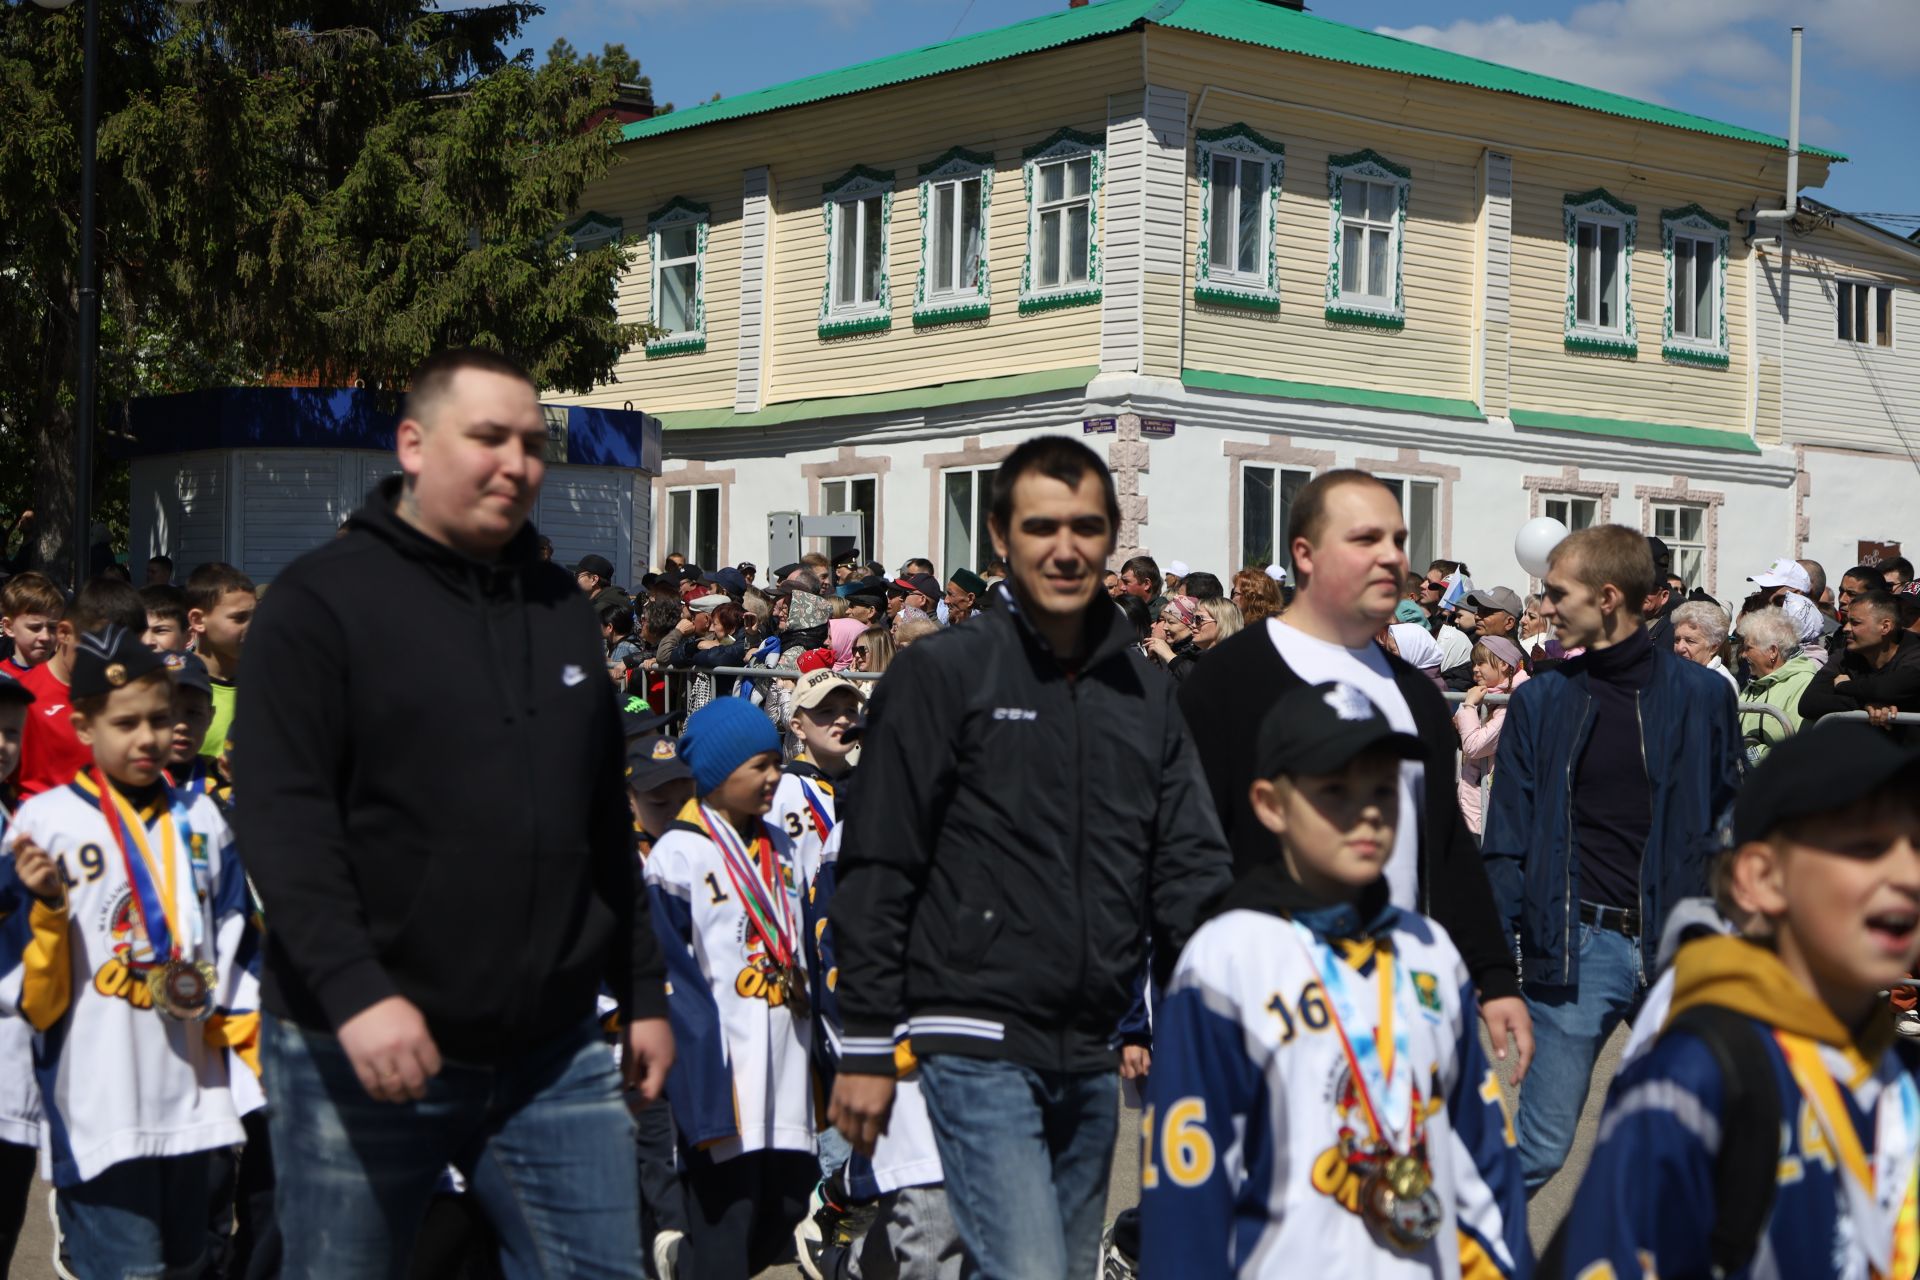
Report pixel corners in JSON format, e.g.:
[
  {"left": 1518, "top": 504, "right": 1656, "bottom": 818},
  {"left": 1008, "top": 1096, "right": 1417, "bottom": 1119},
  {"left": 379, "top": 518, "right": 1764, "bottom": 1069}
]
[{"left": 622, "top": 0, "right": 1842, "bottom": 162}]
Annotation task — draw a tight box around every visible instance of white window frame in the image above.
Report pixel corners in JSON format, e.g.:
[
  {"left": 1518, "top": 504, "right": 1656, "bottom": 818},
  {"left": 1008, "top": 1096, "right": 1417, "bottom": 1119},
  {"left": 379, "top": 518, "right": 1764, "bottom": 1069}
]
[
  {"left": 1543, "top": 495, "right": 1599, "bottom": 531},
  {"left": 665, "top": 484, "right": 722, "bottom": 570},
  {"left": 819, "top": 165, "right": 894, "bottom": 339},
  {"left": 1195, "top": 124, "right": 1284, "bottom": 312},
  {"left": 1661, "top": 205, "right": 1729, "bottom": 367},
  {"left": 644, "top": 198, "right": 708, "bottom": 359},
  {"left": 1019, "top": 128, "right": 1103, "bottom": 314},
  {"left": 1240, "top": 464, "right": 1312, "bottom": 580},
  {"left": 1651, "top": 502, "right": 1707, "bottom": 591},
  {"left": 1375, "top": 475, "right": 1441, "bottom": 573},
  {"left": 1837, "top": 279, "right": 1896, "bottom": 350},
  {"left": 914, "top": 147, "right": 993, "bottom": 328},
  {"left": 1324, "top": 149, "right": 1410, "bottom": 328},
  {"left": 818, "top": 475, "right": 880, "bottom": 565},
  {"left": 1563, "top": 189, "right": 1638, "bottom": 356},
  {"left": 940, "top": 465, "right": 997, "bottom": 577}
]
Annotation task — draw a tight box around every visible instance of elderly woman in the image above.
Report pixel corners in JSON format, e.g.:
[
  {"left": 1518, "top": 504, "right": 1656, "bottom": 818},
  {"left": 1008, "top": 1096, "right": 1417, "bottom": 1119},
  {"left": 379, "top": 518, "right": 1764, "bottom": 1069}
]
[
  {"left": 1671, "top": 600, "right": 1739, "bottom": 695},
  {"left": 1736, "top": 605, "right": 1820, "bottom": 761}
]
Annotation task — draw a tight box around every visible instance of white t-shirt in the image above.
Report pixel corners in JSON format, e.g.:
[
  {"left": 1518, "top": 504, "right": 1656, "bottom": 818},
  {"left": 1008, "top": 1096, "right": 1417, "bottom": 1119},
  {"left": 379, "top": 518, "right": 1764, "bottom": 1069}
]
[{"left": 1268, "top": 619, "right": 1424, "bottom": 909}]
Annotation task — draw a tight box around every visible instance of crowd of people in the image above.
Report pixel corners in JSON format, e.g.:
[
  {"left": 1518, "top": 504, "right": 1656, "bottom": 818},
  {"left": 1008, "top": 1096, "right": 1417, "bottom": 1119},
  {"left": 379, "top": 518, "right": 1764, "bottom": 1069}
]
[{"left": 0, "top": 346, "right": 1918, "bottom": 1280}]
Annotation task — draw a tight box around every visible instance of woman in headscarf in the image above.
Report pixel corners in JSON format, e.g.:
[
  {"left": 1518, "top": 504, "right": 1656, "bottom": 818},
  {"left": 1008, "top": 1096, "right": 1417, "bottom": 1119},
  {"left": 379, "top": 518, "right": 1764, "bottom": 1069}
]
[
  {"left": 1383, "top": 621, "right": 1447, "bottom": 691},
  {"left": 1777, "top": 591, "right": 1829, "bottom": 668},
  {"left": 1145, "top": 595, "right": 1205, "bottom": 681},
  {"left": 828, "top": 617, "right": 867, "bottom": 672}
]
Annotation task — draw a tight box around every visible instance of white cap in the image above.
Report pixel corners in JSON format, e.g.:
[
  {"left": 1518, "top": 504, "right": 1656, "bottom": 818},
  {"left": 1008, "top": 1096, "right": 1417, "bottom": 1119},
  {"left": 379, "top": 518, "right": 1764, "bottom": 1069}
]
[
  {"left": 1747, "top": 558, "right": 1811, "bottom": 594},
  {"left": 1265, "top": 564, "right": 1288, "bottom": 583},
  {"left": 688, "top": 594, "right": 732, "bottom": 612},
  {"left": 1167, "top": 560, "right": 1191, "bottom": 578}
]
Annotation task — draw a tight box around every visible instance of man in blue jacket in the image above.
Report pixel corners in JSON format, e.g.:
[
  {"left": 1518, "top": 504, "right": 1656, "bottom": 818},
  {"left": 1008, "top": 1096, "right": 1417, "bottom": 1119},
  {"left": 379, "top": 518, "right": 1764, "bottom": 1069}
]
[{"left": 1482, "top": 524, "right": 1739, "bottom": 1192}]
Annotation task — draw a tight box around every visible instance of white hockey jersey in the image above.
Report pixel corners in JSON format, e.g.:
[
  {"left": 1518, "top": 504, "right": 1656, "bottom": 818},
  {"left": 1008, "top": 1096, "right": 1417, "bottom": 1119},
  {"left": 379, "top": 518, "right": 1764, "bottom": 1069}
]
[
  {"left": 2, "top": 774, "right": 259, "bottom": 1186},
  {"left": 645, "top": 799, "right": 815, "bottom": 1163},
  {"left": 1140, "top": 893, "right": 1529, "bottom": 1280}
]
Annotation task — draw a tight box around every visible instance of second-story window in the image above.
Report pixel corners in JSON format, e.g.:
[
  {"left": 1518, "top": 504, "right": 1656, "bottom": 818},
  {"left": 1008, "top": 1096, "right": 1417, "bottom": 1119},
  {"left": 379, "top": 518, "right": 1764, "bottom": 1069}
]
[
  {"left": 915, "top": 147, "right": 993, "bottom": 328},
  {"left": 820, "top": 165, "right": 894, "bottom": 339},
  {"left": 1563, "top": 189, "right": 1638, "bottom": 356},
  {"left": 1325, "top": 149, "right": 1410, "bottom": 329},
  {"left": 1020, "top": 128, "right": 1103, "bottom": 313},
  {"left": 645, "top": 198, "right": 708, "bottom": 359},
  {"left": 1194, "top": 124, "right": 1283, "bottom": 311},
  {"left": 1663, "top": 205, "right": 1730, "bottom": 368},
  {"left": 1838, "top": 281, "right": 1894, "bottom": 348}
]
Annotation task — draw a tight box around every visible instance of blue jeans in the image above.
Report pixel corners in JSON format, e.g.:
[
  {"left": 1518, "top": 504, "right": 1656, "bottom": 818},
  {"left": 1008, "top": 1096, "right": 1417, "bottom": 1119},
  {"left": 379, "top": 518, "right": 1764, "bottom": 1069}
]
[
  {"left": 1517, "top": 923, "right": 1646, "bottom": 1190},
  {"left": 58, "top": 1153, "right": 214, "bottom": 1279},
  {"left": 264, "top": 1015, "right": 642, "bottom": 1280},
  {"left": 917, "top": 1055, "right": 1117, "bottom": 1280}
]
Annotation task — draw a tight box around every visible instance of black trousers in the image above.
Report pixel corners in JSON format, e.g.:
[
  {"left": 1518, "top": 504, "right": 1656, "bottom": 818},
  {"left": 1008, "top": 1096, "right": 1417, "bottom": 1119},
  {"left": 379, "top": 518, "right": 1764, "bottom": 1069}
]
[
  {"left": 636, "top": 1098, "right": 688, "bottom": 1269},
  {"left": 680, "top": 1147, "right": 816, "bottom": 1280},
  {"left": 0, "top": 1138, "right": 36, "bottom": 1274}
]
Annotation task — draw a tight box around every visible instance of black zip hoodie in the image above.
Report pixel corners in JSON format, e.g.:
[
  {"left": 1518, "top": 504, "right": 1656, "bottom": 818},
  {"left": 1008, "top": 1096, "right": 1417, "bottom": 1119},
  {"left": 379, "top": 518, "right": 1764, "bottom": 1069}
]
[{"left": 235, "top": 478, "right": 665, "bottom": 1059}]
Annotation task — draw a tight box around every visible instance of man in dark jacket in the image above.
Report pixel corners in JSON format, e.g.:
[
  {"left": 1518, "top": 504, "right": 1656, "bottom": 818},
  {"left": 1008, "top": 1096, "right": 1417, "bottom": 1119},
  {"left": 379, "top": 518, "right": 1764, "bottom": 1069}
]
[
  {"left": 1482, "top": 524, "right": 1740, "bottom": 1191},
  {"left": 828, "top": 437, "right": 1231, "bottom": 1280},
  {"left": 1179, "top": 471, "right": 1531, "bottom": 1076},
  {"left": 238, "top": 349, "right": 673, "bottom": 1276},
  {"left": 1799, "top": 589, "right": 1920, "bottom": 723}
]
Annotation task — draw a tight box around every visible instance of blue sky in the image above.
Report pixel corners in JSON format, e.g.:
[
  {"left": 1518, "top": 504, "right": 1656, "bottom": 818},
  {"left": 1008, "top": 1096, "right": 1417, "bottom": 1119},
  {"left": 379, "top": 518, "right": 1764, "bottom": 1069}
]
[{"left": 516, "top": 0, "right": 1918, "bottom": 237}]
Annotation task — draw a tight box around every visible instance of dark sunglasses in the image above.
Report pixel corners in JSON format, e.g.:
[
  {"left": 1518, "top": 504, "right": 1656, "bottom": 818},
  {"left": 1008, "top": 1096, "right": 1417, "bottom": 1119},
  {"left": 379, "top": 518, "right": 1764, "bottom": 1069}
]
[{"left": 853, "top": 645, "right": 869, "bottom": 656}]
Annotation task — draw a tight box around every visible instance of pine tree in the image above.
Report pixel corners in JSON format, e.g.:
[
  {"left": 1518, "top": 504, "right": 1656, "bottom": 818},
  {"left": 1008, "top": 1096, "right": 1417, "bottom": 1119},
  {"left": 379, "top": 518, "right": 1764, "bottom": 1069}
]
[{"left": 0, "top": 2, "right": 649, "bottom": 576}]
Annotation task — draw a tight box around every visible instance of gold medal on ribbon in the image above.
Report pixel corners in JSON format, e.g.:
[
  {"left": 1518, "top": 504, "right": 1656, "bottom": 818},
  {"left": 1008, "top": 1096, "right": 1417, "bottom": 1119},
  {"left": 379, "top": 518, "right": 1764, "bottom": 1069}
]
[
  {"left": 1360, "top": 1147, "right": 1443, "bottom": 1252},
  {"left": 148, "top": 958, "right": 216, "bottom": 1022}
]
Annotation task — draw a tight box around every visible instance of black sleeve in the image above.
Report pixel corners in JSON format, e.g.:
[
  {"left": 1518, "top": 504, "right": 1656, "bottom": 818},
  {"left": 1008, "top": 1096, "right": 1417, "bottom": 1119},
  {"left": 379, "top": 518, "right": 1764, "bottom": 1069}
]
[
  {"left": 828, "top": 643, "right": 963, "bottom": 1076},
  {"left": 590, "top": 686, "right": 667, "bottom": 1022},
  {"left": 1848, "top": 652, "right": 1920, "bottom": 710},
  {"left": 1409, "top": 680, "right": 1521, "bottom": 1003},
  {"left": 1148, "top": 683, "right": 1235, "bottom": 977},
  {"left": 1795, "top": 661, "right": 1857, "bottom": 722},
  {"left": 232, "top": 579, "right": 398, "bottom": 1029},
  {"left": 1176, "top": 647, "right": 1264, "bottom": 877}
]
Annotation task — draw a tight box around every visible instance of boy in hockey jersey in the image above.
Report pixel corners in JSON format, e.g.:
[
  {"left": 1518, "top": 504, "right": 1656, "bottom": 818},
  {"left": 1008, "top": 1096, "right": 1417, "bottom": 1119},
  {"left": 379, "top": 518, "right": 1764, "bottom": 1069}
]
[
  {"left": 161, "top": 652, "right": 229, "bottom": 807},
  {"left": 0, "top": 669, "right": 51, "bottom": 1269},
  {"left": 1556, "top": 725, "right": 1920, "bottom": 1280},
  {"left": 3, "top": 624, "right": 260, "bottom": 1279},
  {"left": 646, "top": 698, "right": 817, "bottom": 1280},
  {"left": 1141, "top": 682, "right": 1529, "bottom": 1280}
]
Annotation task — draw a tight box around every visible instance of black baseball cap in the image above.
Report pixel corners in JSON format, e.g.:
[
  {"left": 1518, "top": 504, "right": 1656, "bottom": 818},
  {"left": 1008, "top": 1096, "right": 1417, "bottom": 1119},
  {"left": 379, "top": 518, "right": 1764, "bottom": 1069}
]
[
  {"left": 622, "top": 708, "right": 675, "bottom": 740},
  {"left": 892, "top": 573, "right": 940, "bottom": 600},
  {"left": 0, "top": 671, "right": 33, "bottom": 706},
  {"left": 1732, "top": 724, "right": 1920, "bottom": 847},
  {"left": 1254, "top": 682, "right": 1424, "bottom": 780},
  {"left": 576, "top": 554, "right": 615, "bottom": 580},
  {"left": 162, "top": 651, "right": 212, "bottom": 697},
  {"left": 626, "top": 734, "right": 693, "bottom": 793},
  {"left": 70, "top": 625, "right": 167, "bottom": 701}
]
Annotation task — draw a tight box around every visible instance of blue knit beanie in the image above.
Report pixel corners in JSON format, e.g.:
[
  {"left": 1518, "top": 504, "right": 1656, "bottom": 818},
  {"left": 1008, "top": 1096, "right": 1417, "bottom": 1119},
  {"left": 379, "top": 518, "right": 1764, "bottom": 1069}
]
[{"left": 681, "top": 698, "right": 782, "bottom": 796}]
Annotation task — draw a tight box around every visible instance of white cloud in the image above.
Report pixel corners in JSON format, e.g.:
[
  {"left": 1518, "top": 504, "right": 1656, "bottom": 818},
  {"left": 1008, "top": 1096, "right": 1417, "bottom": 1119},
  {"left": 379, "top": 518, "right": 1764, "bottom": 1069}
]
[{"left": 1376, "top": 0, "right": 1913, "bottom": 141}]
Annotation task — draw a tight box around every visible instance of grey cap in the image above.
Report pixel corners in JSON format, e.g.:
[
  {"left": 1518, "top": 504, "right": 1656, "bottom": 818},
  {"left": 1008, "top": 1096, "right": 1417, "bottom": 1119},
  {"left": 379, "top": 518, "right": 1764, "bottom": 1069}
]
[{"left": 1464, "top": 585, "right": 1525, "bottom": 619}]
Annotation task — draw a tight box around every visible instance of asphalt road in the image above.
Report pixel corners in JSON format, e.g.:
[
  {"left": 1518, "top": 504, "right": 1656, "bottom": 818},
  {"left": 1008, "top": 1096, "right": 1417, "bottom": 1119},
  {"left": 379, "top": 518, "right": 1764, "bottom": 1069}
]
[{"left": 6, "top": 1027, "right": 1624, "bottom": 1278}]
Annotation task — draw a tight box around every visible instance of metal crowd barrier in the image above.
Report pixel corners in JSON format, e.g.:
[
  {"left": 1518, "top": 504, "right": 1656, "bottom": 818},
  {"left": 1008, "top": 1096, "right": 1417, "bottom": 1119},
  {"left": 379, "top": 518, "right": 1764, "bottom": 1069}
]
[
  {"left": 1440, "top": 691, "right": 1798, "bottom": 740},
  {"left": 647, "top": 663, "right": 881, "bottom": 720}
]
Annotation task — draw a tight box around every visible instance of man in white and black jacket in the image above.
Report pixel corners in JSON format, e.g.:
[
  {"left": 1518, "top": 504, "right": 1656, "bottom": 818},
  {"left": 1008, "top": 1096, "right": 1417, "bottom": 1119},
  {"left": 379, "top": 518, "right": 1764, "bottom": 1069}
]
[
  {"left": 1179, "top": 469, "right": 1533, "bottom": 1080},
  {"left": 827, "top": 436, "right": 1232, "bottom": 1280},
  {"left": 237, "top": 350, "right": 673, "bottom": 1278}
]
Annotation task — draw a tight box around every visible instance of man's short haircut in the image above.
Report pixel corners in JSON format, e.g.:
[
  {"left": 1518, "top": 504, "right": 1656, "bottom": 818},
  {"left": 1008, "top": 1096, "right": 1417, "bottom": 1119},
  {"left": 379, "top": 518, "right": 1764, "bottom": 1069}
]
[
  {"left": 69, "top": 578, "right": 147, "bottom": 636},
  {"left": 1852, "top": 590, "right": 1902, "bottom": 629},
  {"left": 801, "top": 552, "right": 831, "bottom": 573},
  {"left": 1548, "top": 525, "right": 1656, "bottom": 615},
  {"left": 2, "top": 571, "right": 64, "bottom": 621},
  {"left": 902, "top": 557, "right": 934, "bottom": 576},
  {"left": 1844, "top": 564, "right": 1884, "bottom": 590},
  {"left": 1284, "top": 470, "right": 1395, "bottom": 559},
  {"left": 148, "top": 554, "right": 174, "bottom": 573},
  {"left": 1121, "top": 555, "right": 1160, "bottom": 586},
  {"left": 1182, "top": 571, "right": 1225, "bottom": 602},
  {"left": 598, "top": 602, "right": 635, "bottom": 636},
  {"left": 864, "top": 560, "right": 887, "bottom": 580},
  {"left": 1796, "top": 559, "right": 1827, "bottom": 600},
  {"left": 140, "top": 584, "right": 189, "bottom": 626},
  {"left": 184, "top": 563, "right": 257, "bottom": 615},
  {"left": 987, "top": 436, "right": 1122, "bottom": 544},
  {"left": 402, "top": 348, "right": 535, "bottom": 430},
  {"left": 1882, "top": 556, "right": 1915, "bottom": 585},
  {"left": 1427, "top": 559, "right": 1462, "bottom": 577}
]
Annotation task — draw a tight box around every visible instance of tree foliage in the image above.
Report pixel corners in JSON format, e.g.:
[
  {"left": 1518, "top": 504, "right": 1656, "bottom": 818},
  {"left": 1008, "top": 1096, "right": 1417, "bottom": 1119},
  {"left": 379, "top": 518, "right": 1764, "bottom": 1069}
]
[{"left": 0, "top": 2, "right": 650, "bottom": 577}]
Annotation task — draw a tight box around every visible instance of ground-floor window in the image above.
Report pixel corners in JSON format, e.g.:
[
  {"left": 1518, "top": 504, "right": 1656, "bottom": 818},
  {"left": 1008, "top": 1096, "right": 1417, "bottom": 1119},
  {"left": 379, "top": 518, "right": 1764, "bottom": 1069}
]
[
  {"left": 1651, "top": 503, "right": 1706, "bottom": 590},
  {"left": 666, "top": 485, "right": 720, "bottom": 569},
  {"left": 941, "top": 466, "right": 995, "bottom": 576},
  {"left": 1241, "top": 465, "right": 1312, "bottom": 577}
]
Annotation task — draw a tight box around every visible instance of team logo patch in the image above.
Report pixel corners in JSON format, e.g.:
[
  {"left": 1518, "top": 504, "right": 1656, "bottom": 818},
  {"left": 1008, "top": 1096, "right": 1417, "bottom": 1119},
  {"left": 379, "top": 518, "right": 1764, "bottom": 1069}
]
[
  {"left": 1323, "top": 683, "right": 1374, "bottom": 722},
  {"left": 104, "top": 662, "right": 128, "bottom": 688},
  {"left": 1412, "top": 971, "right": 1442, "bottom": 1013},
  {"left": 651, "top": 739, "right": 679, "bottom": 761}
]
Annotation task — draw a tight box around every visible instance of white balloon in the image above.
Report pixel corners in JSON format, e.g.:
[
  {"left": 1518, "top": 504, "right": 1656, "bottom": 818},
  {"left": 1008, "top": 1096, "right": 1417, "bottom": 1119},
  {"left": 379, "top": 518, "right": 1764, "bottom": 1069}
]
[{"left": 1514, "top": 516, "right": 1570, "bottom": 579}]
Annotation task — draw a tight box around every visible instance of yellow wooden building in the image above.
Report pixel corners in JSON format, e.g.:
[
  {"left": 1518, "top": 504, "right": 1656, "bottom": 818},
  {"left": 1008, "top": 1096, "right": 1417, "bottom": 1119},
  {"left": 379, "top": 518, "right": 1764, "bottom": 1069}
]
[{"left": 556, "top": 0, "right": 1909, "bottom": 593}]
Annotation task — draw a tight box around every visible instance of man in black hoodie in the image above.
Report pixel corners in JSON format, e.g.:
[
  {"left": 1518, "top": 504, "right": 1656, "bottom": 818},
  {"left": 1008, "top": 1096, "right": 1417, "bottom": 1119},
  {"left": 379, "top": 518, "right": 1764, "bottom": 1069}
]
[
  {"left": 827, "top": 437, "right": 1231, "bottom": 1280},
  {"left": 238, "top": 349, "right": 672, "bottom": 1277}
]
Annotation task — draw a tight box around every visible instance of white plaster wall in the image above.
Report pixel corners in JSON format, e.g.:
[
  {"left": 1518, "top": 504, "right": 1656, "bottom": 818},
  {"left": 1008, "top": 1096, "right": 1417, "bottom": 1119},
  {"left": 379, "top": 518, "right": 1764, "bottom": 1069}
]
[{"left": 1800, "top": 447, "right": 1920, "bottom": 579}]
